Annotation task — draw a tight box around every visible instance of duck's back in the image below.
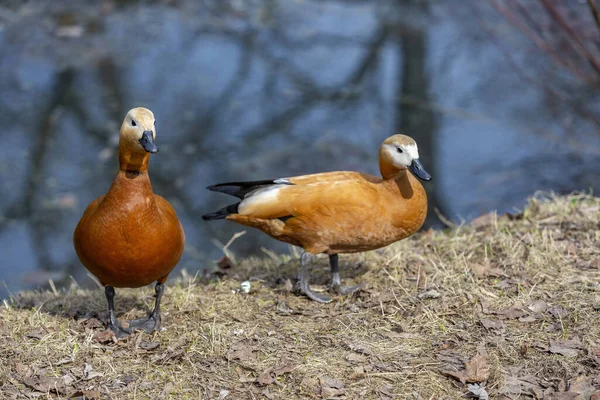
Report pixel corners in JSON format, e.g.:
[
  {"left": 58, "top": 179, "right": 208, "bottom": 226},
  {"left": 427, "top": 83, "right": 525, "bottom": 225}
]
[{"left": 74, "top": 172, "right": 185, "bottom": 288}]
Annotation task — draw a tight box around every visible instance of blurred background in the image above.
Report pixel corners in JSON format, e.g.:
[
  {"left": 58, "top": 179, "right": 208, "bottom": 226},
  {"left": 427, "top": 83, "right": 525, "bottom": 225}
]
[{"left": 0, "top": 0, "right": 598, "bottom": 298}]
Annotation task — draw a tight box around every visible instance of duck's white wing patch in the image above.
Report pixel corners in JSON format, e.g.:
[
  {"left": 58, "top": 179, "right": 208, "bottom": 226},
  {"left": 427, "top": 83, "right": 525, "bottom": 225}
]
[{"left": 238, "top": 184, "right": 286, "bottom": 215}]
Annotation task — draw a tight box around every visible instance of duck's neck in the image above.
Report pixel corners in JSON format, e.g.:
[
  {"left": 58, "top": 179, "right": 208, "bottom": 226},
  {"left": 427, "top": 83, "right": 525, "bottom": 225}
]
[
  {"left": 382, "top": 169, "right": 423, "bottom": 200},
  {"left": 119, "top": 143, "right": 150, "bottom": 173}
]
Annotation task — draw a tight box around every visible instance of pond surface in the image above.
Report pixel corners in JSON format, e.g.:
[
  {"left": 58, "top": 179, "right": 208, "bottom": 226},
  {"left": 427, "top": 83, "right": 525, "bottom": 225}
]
[{"left": 0, "top": 1, "right": 598, "bottom": 298}]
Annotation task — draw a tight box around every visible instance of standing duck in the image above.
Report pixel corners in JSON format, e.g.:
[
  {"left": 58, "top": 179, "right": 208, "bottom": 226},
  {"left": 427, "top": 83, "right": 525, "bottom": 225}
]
[
  {"left": 74, "top": 107, "right": 185, "bottom": 336},
  {"left": 202, "top": 134, "right": 431, "bottom": 303}
]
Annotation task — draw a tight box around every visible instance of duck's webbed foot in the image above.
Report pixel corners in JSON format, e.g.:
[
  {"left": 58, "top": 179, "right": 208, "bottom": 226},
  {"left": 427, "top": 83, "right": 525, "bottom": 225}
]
[
  {"left": 128, "top": 314, "right": 160, "bottom": 333},
  {"left": 330, "top": 272, "right": 365, "bottom": 295},
  {"left": 298, "top": 252, "right": 332, "bottom": 304},
  {"left": 104, "top": 285, "right": 131, "bottom": 338},
  {"left": 127, "top": 282, "right": 164, "bottom": 333},
  {"left": 109, "top": 321, "right": 132, "bottom": 338},
  {"left": 329, "top": 254, "right": 364, "bottom": 296}
]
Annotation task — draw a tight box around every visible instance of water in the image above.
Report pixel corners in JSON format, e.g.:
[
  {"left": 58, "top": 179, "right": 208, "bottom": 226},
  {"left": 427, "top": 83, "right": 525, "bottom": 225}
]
[{"left": 0, "top": 1, "right": 598, "bottom": 298}]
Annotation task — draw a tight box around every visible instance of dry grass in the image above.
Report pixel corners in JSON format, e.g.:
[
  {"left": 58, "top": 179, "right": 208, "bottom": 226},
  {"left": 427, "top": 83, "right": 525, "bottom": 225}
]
[{"left": 1, "top": 193, "right": 599, "bottom": 399}]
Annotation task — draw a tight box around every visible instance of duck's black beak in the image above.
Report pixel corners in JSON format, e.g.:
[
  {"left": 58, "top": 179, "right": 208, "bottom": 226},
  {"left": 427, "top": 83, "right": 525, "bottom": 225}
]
[
  {"left": 139, "top": 131, "right": 158, "bottom": 153},
  {"left": 409, "top": 158, "right": 431, "bottom": 181}
]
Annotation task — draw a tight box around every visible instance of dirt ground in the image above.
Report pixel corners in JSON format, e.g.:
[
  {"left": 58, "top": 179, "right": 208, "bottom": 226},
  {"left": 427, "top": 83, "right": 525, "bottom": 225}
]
[{"left": 0, "top": 193, "right": 599, "bottom": 399}]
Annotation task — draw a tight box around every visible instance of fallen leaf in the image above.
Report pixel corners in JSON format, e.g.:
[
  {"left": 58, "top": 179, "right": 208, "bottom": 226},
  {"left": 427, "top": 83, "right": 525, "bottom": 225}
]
[
  {"left": 566, "top": 375, "right": 596, "bottom": 399},
  {"left": 15, "top": 362, "right": 32, "bottom": 377},
  {"left": 273, "top": 360, "right": 295, "bottom": 376},
  {"left": 471, "top": 263, "right": 505, "bottom": 279},
  {"left": 350, "top": 366, "right": 365, "bottom": 380},
  {"left": 117, "top": 375, "right": 136, "bottom": 386},
  {"left": 378, "top": 384, "right": 395, "bottom": 400},
  {"left": 346, "top": 342, "right": 373, "bottom": 355},
  {"left": 94, "top": 329, "right": 116, "bottom": 344},
  {"left": 548, "top": 339, "right": 583, "bottom": 358},
  {"left": 440, "top": 369, "right": 466, "bottom": 384},
  {"left": 158, "top": 382, "right": 173, "bottom": 400},
  {"left": 21, "top": 376, "right": 67, "bottom": 395},
  {"left": 320, "top": 377, "right": 345, "bottom": 398},
  {"left": 79, "top": 318, "right": 103, "bottom": 329},
  {"left": 546, "top": 393, "right": 579, "bottom": 400},
  {"left": 440, "top": 354, "right": 490, "bottom": 384},
  {"left": 464, "top": 355, "right": 490, "bottom": 383},
  {"left": 499, "top": 374, "right": 543, "bottom": 398},
  {"left": 480, "top": 318, "right": 505, "bottom": 332},
  {"left": 527, "top": 300, "right": 547, "bottom": 313},
  {"left": 548, "top": 305, "right": 568, "bottom": 318},
  {"left": 72, "top": 390, "right": 102, "bottom": 399},
  {"left": 139, "top": 341, "right": 160, "bottom": 351},
  {"left": 226, "top": 343, "right": 255, "bottom": 363},
  {"left": 497, "top": 307, "right": 527, "bottom": 320},
  {"left": 262, "top": 389, "right": 275, "bottom": 400},
  {"left": 257, "top": 359, "right": 295, "bottom": 386},
  {"left": 25, "top": 329, "right": 45, "bottom": 340},
  {"left": 257, "top": 368, "right": 274, "bottom": 386}
]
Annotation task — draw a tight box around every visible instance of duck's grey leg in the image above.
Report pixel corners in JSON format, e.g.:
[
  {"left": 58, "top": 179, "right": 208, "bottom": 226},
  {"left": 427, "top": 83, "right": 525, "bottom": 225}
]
[
  {"left": 298, "top": 252, "right": 332, "bottom": 303},
  {"left": 329, "top": 254, "right": 364, "bottom": 295},
  {"left": 128, "top": 282, "right": 164, "bottom": 333},
  {"left": 104, "top": 285, "right": 131, "bottom": 338}
]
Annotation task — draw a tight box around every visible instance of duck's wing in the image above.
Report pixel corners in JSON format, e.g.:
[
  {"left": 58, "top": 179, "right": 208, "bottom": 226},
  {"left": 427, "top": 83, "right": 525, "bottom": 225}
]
[
  {"left": 206, "top": 179, "right": 293, "bottom": 199},
  {"left": 202, "top": 172, "right": 381, "bottom": 221}
]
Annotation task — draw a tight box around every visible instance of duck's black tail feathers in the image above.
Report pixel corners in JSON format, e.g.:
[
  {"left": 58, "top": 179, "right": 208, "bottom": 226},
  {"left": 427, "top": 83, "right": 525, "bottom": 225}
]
[
  {"left": 201, "top": 203, "right": 240, "bottom": 220},
  {"left": 206, "top": 178, "right": 292, "bottom": 200}
]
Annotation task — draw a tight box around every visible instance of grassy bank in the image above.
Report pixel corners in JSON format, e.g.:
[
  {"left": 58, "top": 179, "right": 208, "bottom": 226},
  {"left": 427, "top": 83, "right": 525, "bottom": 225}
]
[{"left": 1, "top": 193, "right": 599, "bottom": 399}]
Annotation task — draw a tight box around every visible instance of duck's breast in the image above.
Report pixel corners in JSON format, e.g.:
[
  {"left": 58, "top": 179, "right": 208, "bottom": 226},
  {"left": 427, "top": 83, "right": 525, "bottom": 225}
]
[{"left": 74, "top": 175, "right": 184, "bottom": 287}]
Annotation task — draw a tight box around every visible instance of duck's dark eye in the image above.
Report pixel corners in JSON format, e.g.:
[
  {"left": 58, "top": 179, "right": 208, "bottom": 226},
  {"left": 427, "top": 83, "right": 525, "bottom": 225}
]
[
  {"left": 396, "top": 147, "right": 403, "bottom": 154},
  {"left": 131, "top": 120, "right": 137, "bottom": 126}
]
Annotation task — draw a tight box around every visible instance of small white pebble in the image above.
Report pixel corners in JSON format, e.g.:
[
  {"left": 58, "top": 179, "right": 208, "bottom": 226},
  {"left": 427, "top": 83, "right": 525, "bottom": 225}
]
[{"left": 240, "top": 281, "right": 251, "bottom": 293}]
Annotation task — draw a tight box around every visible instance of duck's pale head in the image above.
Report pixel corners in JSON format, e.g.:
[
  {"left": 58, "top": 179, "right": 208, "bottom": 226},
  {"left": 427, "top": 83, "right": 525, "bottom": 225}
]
[
  {"left": 379, "top": 134, "right": 431, "bottom": 181},
  {"left": 120, "top": 107, "right": 158, "bottom": 154},
  {"left": 119, "top": 107, "right": 158, "bottom": 172}
]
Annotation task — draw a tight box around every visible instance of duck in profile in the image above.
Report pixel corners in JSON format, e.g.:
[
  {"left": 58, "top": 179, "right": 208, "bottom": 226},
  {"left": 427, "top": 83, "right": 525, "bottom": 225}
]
[
  {"left": 202, "top": 134, "right": 431, "bottom": 303},
  {"left": 74, "top": 107, "right": 185, "bottom": 336}
]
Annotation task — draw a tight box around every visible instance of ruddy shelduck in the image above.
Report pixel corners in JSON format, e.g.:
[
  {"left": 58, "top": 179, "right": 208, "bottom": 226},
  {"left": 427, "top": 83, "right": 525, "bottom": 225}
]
[
  {"left": 202, "top": 134, "right": 431, "bottom": 303},
  {"left": 74, "top": 107, "right": 185, "bottom": 336}
]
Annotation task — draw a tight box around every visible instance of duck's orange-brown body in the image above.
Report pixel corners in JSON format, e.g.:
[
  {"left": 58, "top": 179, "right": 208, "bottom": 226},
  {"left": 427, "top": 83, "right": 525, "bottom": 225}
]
[
  {"left": 74, "top": 171, "right": 185, "bottom": 288},
  {"left": 227, "top": 170, "right": 427, "bottom": 254}
]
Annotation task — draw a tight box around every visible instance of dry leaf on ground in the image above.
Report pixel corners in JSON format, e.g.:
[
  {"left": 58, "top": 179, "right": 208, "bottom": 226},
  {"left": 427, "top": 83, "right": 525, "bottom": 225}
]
[
  {"left": 320, "top": 377, "right": 345, "bottom": 398},
  {"left": 548, "top": 339, "right": 583, "bottom": 358},
  {"left": 441, "top": 354, "right": 490, "bottom": 384}
]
